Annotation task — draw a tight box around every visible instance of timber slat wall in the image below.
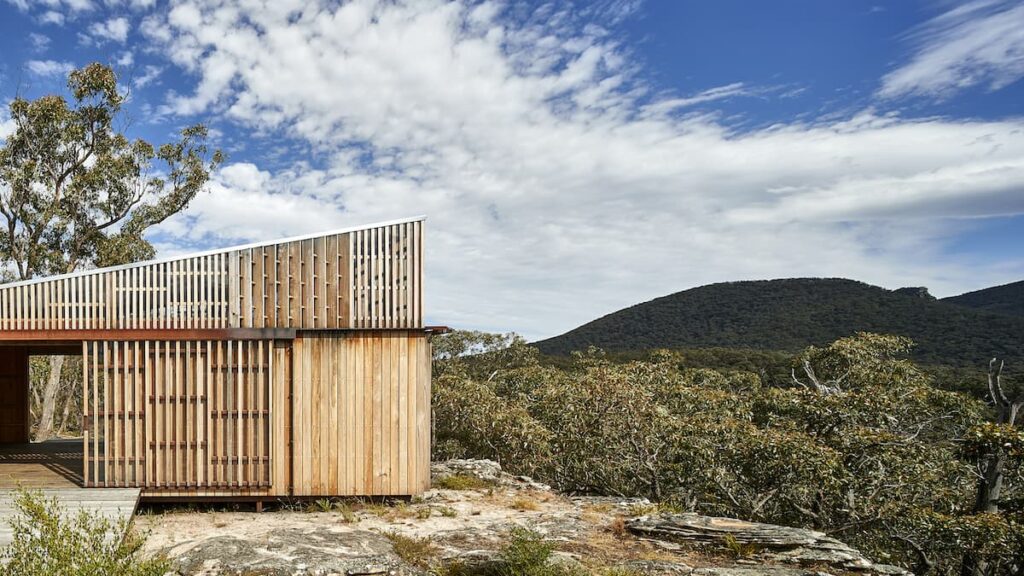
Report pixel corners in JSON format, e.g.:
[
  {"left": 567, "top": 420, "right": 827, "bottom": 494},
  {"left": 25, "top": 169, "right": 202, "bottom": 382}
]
[
  {"left": 0, "top": 219, "right": 423, "bottom": 331},
  {"left": 3, "top": 218, "right": 431, "bottom": 499},
  {"left": 82, "top": 340, "right": 274, "bottom": 490},
  {"left": 292, "top": 332, "right": 431, "bottom": 496},
  {"left": 0, "top": 255, "right": 230, "bottom": 331}
]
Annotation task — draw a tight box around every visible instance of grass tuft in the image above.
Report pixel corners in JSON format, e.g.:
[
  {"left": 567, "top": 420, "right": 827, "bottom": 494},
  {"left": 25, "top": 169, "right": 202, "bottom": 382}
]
[
  {"left": 510, "top": 496, "right": 540, "bottom": 511},
  {"left": 383, "top": 531, "right": 437, "bottom": 569},
  {"left": 722, "top": 534, "right": 758, "bottom": 558}
]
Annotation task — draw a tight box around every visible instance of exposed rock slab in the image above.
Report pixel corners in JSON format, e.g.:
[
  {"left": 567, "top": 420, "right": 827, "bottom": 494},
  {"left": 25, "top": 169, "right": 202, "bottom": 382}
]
[
  {"left": 430, "top": 459, "right": 550, "bottom": 490},
  {"left": 164, "top": 527, "right": 419, "bottom": 576},
  {"left": 144, "top": 460, "right": 912, "bottom": 576},
  {"left": 693, "top": 568, "right": 826, "bottom": 576},
  {"left": 614, "top": 559, "right": 694, "bottom": 575},
  {"left": 627, "top": 513, "right": 910, "bottom": 576},
  {"left": 430, "top": 459, "right": 505, "bottom": 484}
]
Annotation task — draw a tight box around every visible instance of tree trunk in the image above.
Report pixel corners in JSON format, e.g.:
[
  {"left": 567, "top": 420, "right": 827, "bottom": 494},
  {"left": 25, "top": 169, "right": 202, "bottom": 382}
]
[
  {"left": 33, "top": 356, "right": 65, "bottom": 441},
  {"left": 974, "top": 453, "right": 1005, "bottom": 514},
  {"left": 961, "top": 453, "right": 1004, "bottom": 576}
]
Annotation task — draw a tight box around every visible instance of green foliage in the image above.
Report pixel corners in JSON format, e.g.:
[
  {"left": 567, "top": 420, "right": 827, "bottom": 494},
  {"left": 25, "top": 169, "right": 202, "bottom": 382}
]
[
  {"left": 433, "top": 330, "right": 1014, "bottom": 575},
  {"left": 429, "top": 526, "right": 584, "bottom": 576},
  {"left": 0, "top": 489, "right": 169, "bottom": 576},
  {"left": 532, "top": 278, "right": 1024, "bottom": 380},
  {"left": 383, "top": 531, "right": 437, "bottom": 570},
  {"left": 0, "top": 62, "right": 223, "bottom": 442},
  {"left": 433, "top": 474, "right": 497, "bottom": 491},
  {"left": 334, "top": 501, "right": 359, "bottom": 523},
  {"left": 963, "top": 423, "right": 1024, "bottom": 459},
  {"left": 0, "top": 62, "right": 222, "bottom": 280},
  {"left": 28, "top": 355, "right": 83, "bottom": 437},
  {"left": 494, "top": 527, "right": 576, "bottom": 576},
  {"left": 307, "top": 498, "right": 334, "bottom": 513},
  {"left": 432, "top": 335, "right": 553, "bottom": 471},
  {"left": 722, "top": 534, "right": 758, "bottom": 558},
  {"left": 436, "top": 505, "right": 458, "bottom": 517},
  {"left": 944, "top": 280, "right": 1024, "bottom": 319}
]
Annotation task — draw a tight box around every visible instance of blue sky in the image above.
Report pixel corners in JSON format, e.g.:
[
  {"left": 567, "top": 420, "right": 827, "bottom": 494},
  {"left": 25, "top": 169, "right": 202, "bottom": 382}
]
[{"left": 1, "top": 0, "right": 1023, "bottom": 339}]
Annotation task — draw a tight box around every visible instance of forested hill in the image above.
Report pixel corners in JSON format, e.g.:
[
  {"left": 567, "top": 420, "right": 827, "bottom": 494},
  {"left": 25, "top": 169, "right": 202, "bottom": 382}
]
[
  {"left": 942, "top": 280, "right": 1024, "bottom": 318},
  {"left": 533, "top": 278, "right": 1024, "bottom": 367}
]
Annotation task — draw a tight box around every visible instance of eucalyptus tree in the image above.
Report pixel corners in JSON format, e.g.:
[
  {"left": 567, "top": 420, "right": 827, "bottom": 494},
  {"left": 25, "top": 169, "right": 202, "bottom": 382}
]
[{"left": 0, "top": 62, "right": 222, "bottom": 440}]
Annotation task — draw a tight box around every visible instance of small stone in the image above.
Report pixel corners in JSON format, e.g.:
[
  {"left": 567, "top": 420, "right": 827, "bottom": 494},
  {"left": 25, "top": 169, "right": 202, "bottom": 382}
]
[{"left": 347, "top": 564, "right": 389, "bottom": 575}]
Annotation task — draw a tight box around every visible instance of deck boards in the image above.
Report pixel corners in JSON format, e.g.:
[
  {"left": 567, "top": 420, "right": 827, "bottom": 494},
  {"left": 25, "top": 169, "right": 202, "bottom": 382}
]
[
  {"left": 0, "top": 439, "right": 83, "bottom": 489},
  {"left": 0, "top": 487, "right": 141, "bottom": 548},
  {"left": 0, "top": 439, "right": 139, "bottom": 550}
]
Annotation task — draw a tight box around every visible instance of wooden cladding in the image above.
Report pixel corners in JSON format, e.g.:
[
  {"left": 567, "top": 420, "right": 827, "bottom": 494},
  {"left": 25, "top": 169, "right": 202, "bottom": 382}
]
[
  {"left": 0, "top": 218, "right": 424, "bottom": 332},
  {"left": 292, "top": 332, "right": 431, "bottom": 496},
  {"left": 80, "top": 331, "right": 431, "bottom": 497},
  {"left": 348, "top": 220, "right": 423, "bottom": 329},
  {"left": 0, "top": 254, "right": 230, "bottom": 331},
  {"left": 82, "top": 340, "right": 275, "bottom": 490}
]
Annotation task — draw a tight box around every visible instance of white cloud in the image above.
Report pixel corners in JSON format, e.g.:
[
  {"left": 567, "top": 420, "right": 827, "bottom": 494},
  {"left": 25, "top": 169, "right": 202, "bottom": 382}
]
[
  {"left": 86, "top": 16, "right": 130, "bottom": 44},
  {"left": 4, "top": 0, "right": 94, "bottom": 14},
  {"left": 39, "top": 10, "right": 64, "bottom": 25},
  {"left": 642, "top": 82, "right": 748, "bottom": 115},
  {"left": 880, "top": 0, "right": 1024, "bottom": 99},
  {"left": 145, "top": 0, "right": 1024, "bottom": 338},
  {"left": 63, "top": 0, "right": 94, "bottom": 11},
  {"left": 104, "top": 0, "right": 155, "bottom": 9},
  {"left": 132, "top": 64, "right": 162, "bottom": 88},
  {"left": 0, "top": 109, "right": 16, "bottom": 141},
  {"left": 29, "top": 32, "right": 50, "bottom": 52},
  {"left": 26, "top": 59, "right": 75, "bottom": 77},
  {"left": 5, "top": 0, "right": 101, "bottom": 28}
]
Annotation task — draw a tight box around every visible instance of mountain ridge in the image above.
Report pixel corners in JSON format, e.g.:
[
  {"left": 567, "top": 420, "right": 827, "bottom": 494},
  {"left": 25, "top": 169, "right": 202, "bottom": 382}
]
[
  {"left": 533, "top": 277, "right": 1024, "bottom": 367},
  {"left": 943, "top": 279, "right": 1024, "bottom": 318}
]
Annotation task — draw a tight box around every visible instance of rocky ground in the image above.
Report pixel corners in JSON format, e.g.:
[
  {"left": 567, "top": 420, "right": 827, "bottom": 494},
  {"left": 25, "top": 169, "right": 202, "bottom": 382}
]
[{"left": 136, "top": 460, "right": 911, "bottom": 576}]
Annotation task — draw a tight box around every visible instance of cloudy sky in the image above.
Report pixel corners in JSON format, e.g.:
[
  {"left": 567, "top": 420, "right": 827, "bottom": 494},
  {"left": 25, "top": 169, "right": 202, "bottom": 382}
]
[{"left": 1, "top": 0, "right": 1023, "bottom": 339}]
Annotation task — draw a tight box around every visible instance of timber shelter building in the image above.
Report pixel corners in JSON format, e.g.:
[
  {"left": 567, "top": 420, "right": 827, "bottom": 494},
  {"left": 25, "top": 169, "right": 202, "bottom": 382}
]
[{"left": 0, "top": 216, "right": 431, "bottom": 505}]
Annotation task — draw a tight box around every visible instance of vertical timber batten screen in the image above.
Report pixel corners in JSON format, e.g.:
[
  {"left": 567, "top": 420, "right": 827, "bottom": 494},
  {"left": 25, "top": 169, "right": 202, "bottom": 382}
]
[
  {"left": 0, "top": 218, "right": 423, "bottom": 331},
  {"left": 1, "top": 217, "right": 430, "bottom": 499},
  {"left": 83, "top": 340, "right": 274, "bottom": 490},
  {"left": 0, "top": 254, "right": 231, "bottom": 331}
]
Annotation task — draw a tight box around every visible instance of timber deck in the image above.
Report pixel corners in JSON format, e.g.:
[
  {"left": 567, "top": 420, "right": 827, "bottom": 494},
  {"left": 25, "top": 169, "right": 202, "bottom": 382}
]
[
  {"left": 0, "top": 438, "right": 140, "bottom": 545},
  {"left": 0, "top": 440, "right": 140, "bottom": 549},
  {"left": 0, "top": 439, "right": 84, "bottom": 489},
  {"left": 0, "top": 487, "right": 141, "bottom": 548}
]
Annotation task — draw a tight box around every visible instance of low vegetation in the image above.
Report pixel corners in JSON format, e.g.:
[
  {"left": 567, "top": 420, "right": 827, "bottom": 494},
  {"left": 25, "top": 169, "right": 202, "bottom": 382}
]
[
  {"left": 434, "top": 330, "right": 1023, "bottom": 576},
  {"left": 431, "top": 527, "right": 586, "bottom": 576},
  {"left": 383, "top": 530, "right": 438, "bottom": 570},
  {"left": 0, "top": 489, "right": 168, "bottom": 576}
]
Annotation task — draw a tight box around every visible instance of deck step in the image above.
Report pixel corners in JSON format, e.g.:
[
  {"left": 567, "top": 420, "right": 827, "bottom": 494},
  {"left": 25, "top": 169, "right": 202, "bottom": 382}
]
[{"left": 0, "top": 488, "right": 141, "bottom": 550}]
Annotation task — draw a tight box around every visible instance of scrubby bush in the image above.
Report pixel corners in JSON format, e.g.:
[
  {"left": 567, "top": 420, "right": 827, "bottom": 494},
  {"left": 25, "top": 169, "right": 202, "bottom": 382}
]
[
  {"left": 1, "top": 489, "right": 168, "bottom": 576},
  {"left": 431, "top": 330, "right": 1024, "bottom": 575},
  {"left": 383, "top": 531, "right": 437, "bottom": 569}
]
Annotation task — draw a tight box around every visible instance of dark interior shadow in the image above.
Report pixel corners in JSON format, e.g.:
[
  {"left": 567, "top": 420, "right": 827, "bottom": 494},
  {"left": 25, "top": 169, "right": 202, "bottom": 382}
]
[{"left": 0, "top": 439, "right": 85, "bottom": 487}]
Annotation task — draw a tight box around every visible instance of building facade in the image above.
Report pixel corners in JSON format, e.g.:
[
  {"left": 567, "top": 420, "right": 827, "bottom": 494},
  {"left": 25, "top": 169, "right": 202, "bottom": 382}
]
[{"left": 0, "top": 216, "right": 431, "bottom": 500}]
